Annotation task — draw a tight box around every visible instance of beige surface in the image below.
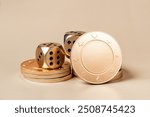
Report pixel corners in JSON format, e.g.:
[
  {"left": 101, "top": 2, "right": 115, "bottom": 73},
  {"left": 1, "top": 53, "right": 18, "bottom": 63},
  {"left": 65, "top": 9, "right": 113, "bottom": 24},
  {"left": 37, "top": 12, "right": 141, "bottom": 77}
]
[{"left": 0, "top": 0, "right": 150, "bottom": 99}]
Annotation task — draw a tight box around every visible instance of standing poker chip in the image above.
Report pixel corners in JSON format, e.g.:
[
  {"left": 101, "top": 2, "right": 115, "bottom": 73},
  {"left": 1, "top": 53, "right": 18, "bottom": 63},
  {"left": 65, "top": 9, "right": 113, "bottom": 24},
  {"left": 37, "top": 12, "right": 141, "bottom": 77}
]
[{"left": 71, "top": 31, "right": 122, "bottom": 84}]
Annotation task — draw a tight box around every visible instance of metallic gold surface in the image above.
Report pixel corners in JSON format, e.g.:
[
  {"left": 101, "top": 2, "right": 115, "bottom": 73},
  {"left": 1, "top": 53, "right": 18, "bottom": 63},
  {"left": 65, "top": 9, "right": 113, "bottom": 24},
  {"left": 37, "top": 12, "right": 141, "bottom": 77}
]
[
  {"left": 75, "top": 68, "right": 123, "bottom": 82},
  {"left": 111, "top": 68, "right": 123, "bottom": 81},
  {"left": 21, "top": 59, "right": 71, "bottom": 77},
  {"left": 21, "top": 59, "right": 72, "bottom": 83},
  {"left": 71, "top": 31, "right": 122, "bottom": 84},
  {"left": 36, "top": 43, "right": 65, "bottom": 69},
  {"left": 23, "top": 73, "right": 72, "bottom": 83},
  {"left": 64, "top": 31, "right": 85, "bottom": 58},
  {"left": 22, "top": 70, "right": 70, "bottom": 79}
]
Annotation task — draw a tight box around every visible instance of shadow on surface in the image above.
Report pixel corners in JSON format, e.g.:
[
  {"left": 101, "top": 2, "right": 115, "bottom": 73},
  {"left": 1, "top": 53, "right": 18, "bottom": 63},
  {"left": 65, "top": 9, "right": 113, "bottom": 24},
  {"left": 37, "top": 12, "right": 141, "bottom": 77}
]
[{"left": 110, "top": 67, "right": 137, "bottom": 84}]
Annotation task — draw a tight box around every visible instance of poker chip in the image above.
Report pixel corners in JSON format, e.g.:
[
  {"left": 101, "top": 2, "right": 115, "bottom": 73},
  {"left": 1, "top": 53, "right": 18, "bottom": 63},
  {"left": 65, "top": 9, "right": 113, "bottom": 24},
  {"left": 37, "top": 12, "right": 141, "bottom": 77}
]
[
  {"left": 21, "top": 59, "right": 72, "bottom": 83},
  {"left": 71, "top": 31, "right": 122, "bottom": 84},
  {"left": 23, "top": 73, "right": 72, "bottom": 83}
]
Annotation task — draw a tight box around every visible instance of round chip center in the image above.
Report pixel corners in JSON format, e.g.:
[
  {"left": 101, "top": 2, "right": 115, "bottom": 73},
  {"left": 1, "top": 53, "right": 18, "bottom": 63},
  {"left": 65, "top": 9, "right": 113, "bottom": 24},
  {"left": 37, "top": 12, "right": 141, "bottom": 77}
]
[{"left": 81, "top": 40, "right": 114, "bottom": 74}]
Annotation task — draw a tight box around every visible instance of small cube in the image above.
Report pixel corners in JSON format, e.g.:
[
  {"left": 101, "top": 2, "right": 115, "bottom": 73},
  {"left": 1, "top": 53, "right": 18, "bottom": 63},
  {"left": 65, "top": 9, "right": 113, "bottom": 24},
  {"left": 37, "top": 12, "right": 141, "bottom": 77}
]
[
  {"left": 64, "top": 31, "right": 85, "bottom": 58},
  {"left": 36, "top": 43, "right": 65, "bottom": 69}
]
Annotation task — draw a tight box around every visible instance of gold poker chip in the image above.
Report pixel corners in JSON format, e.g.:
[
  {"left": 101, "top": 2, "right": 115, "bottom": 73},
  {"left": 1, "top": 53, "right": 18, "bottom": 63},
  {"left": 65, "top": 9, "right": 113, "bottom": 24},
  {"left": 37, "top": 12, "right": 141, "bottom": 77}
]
[
  {"left": 22, "top": 71, "right": 71, "bottom": 79},
  {"left": 21, "top": 59, "right": 71, "bottom": 76},
  {"left": 21, "top": 59, "right": 72, "bottom": 82},
  {"left": 110, "top": 68, "right": 123, "bottom": 81},
  {"left": 71, "top": 31, "right": 122, "bottom": 84},
  {"left": 23, "top": 73, "right": 72, "bottom": 83}
]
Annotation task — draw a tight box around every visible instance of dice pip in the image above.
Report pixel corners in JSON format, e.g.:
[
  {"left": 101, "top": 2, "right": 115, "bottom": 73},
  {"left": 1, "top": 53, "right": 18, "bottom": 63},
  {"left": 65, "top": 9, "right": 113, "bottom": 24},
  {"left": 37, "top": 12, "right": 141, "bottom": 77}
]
[
  {"left": 64, "top": 31, "right": 85, "bottom": 58},
  {"left": 36, "top": 43, "right": 65, "bottom": 69}
]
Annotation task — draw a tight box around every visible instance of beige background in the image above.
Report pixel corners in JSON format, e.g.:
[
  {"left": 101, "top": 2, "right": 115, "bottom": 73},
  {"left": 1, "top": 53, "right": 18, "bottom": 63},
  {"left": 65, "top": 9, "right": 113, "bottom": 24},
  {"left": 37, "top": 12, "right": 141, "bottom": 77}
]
[{"left": 0, "top": 0, "right": 150, "bottom": 99}]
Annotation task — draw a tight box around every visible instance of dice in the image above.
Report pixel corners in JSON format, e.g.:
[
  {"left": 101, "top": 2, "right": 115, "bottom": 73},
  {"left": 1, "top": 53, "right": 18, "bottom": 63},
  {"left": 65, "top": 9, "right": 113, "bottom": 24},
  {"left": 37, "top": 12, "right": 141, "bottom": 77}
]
[
  {"left": 64, "top": 31, "right": 85, "bottom": 58},
  {"left": 36, "top": 43, "right": 65, "bottom": 69}
]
